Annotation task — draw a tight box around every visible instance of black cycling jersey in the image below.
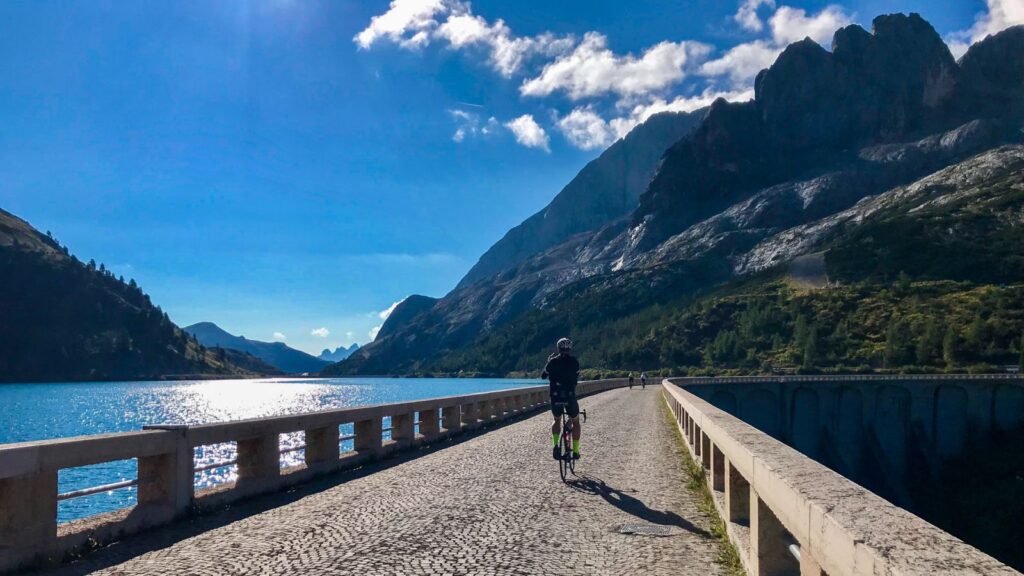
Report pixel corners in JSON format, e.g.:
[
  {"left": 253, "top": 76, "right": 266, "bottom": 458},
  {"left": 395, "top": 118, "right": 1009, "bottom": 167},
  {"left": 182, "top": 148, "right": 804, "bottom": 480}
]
[{"left": 544, "top": 352, "right": 580, "bottom": 418}]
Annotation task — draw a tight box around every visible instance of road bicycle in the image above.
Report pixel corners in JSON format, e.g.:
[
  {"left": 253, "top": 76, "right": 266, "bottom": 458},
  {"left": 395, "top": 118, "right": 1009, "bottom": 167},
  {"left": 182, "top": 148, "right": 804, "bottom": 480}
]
[{"left": 553, "top": 402, "right": 587, "bottom": 482}]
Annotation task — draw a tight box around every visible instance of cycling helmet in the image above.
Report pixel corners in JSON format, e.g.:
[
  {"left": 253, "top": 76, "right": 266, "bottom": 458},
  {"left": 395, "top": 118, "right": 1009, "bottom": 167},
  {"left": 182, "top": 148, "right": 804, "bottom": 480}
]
[{"left": 556, "top": 337, "right": 573, "bottom": 352}]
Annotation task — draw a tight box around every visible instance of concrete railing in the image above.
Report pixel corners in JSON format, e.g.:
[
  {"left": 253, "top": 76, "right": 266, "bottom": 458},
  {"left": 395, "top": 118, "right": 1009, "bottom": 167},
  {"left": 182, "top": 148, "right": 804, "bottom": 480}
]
[
  {"left": 0, "top": 378, "right": 626, "bottom": 573},
  {"left": 662, "top": 378, "right": 1020, "bottom": 576}
]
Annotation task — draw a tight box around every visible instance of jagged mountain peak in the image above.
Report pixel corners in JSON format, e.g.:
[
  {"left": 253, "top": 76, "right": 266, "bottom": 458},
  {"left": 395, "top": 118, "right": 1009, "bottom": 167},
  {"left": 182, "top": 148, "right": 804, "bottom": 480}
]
[{"left": 332, "top": 13, "right": 1024, "bottom": 378}]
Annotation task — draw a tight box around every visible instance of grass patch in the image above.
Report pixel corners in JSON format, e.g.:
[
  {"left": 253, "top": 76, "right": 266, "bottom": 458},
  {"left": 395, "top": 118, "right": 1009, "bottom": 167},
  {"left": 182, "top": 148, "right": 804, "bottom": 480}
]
[{"left": 660, "top": 392, "right": 746, "bottom": 576}]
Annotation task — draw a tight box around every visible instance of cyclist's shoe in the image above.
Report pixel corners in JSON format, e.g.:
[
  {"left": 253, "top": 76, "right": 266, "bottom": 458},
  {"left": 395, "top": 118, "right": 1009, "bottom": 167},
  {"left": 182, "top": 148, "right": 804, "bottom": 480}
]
[
  {"left": 572, "top": 451, "right": 580, "bottom": 460},
  {"left": 552, "top": 446, "right": 561, "bottom": 460}
]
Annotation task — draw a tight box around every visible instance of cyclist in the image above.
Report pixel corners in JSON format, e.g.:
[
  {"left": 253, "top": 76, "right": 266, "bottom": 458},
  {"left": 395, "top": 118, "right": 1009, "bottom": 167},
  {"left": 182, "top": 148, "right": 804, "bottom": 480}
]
[
  {"left": 544, "top": 337, "right": 581, "bottom": 460},
  {"left": 640, "top": 371, "right": 648, "bottom": 389},
  {"left": 628, "top": 372, "right": 634, "bottom": 389}
]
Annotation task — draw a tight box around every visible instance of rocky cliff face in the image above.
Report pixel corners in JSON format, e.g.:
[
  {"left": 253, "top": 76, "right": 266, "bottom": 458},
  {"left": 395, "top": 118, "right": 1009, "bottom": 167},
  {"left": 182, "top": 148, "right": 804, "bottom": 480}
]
[
  {"left": 457, "top": 109, "right": 705, "bottom": 287},
  {"left": 337, "top": 16, "right": 1024, "bottom": 376}
]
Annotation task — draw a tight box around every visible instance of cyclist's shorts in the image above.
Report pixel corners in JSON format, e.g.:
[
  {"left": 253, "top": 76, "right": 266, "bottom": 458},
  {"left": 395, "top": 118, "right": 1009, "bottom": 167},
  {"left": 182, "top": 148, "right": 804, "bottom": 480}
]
[{"left": 550, "top": 396, "right": 580, "bottom": 418}]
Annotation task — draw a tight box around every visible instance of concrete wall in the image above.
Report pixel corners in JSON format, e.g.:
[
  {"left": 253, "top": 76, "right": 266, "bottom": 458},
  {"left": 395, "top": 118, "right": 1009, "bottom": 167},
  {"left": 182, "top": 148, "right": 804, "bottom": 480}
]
[
  {"left": 0, "top": 379, "right": 628, "bottom": 574},
  {"left": 675, "top": 375, "right": 1024, "bottom": 506},
  {"left": 663, "top": 379, "right": 1020, "bottom": 576}
]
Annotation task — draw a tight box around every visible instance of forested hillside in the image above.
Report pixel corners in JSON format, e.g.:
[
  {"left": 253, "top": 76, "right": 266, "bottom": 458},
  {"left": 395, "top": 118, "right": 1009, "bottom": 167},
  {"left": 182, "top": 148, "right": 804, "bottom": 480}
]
[{"left": 0, "top": 208, "right": 259, "bottom": 382}]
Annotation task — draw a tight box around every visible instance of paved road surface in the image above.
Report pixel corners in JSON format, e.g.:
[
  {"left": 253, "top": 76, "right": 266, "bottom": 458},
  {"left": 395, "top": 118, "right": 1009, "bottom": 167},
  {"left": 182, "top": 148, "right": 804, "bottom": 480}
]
[{"left": 42, "top": 387, "right": 724, "bottom": 576}]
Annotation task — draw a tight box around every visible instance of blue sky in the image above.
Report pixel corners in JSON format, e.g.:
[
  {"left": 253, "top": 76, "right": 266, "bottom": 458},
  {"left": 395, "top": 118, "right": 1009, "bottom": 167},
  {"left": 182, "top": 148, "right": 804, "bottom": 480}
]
[{"left": 0, "top": 0, "right": 1009, "bottom": 355}]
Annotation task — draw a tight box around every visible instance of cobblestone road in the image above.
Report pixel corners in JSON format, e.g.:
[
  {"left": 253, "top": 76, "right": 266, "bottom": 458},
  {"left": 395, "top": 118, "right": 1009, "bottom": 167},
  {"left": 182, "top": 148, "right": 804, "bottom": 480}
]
[{"left": 42, "top": 388, "right": 724, "bottom": 576}]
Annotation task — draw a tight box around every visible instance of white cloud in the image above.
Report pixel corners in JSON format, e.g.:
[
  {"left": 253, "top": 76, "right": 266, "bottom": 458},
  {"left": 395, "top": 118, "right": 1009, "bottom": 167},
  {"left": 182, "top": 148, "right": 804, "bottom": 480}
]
[
  {"left": 272, "top": 331, "right": 287, "bottom": 341},
  {"left": 735, "top": 0, "right": 776, "bottom": 33},
  {"left": 505, "top": 114, "right": 550, "bottom": 151},
  {"left": 311, "top": 327, "right": 330, "bottom": 338},
  {"left": 369, "top": 326, "right": 382, "bottom": 340},
  {"left": 557, "top": 107, "right": 617, "bottom": 150},
  {"left": 520, "top": 32, "right": 712, "bottom": 101},
  {"left": 355, "top": 0, "right": 574, "bottom": 77},
  {"left": 435, "top": 14, "right": 574, "bottom": 76},
  {"left": 553, "top": 88, "right": 752, "bottom": 151},
  {"left": 608, "top": 88, "right": 754, "bottom": 139},
  {"left": 346, "top": 331, "right": 355, "bottom": 340},
  {"left": 769, "top": 5, "right": 853, "bottom": 46},
  {"left": 699, "top": 40, "right": 781, "bottom": 86},
  {"left": 379, "top": 299, "right": 406, "bottom": 320},
  {"left": 449, "top": 109, "right": 499, "bottom": 142},
  {"left": 947, "top": 0, "right": 1024, "bottom": 58},
  {"left": 354, "top": 0, "right": 447, "bottom": 50},
  {"left": 700, "top": 4, "right": 852, "bottom": 88}
]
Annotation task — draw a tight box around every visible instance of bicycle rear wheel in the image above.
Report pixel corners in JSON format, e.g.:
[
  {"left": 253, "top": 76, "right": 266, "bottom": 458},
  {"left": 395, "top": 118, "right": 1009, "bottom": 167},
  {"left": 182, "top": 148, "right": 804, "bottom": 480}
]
[{"left": 558, "top": 432, "right": 569, "bottom": 482}]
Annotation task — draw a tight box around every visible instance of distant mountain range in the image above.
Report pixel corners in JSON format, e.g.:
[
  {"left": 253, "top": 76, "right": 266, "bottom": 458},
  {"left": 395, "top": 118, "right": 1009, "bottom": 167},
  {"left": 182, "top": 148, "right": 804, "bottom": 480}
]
[
  {"left": 0, "top": 209, "right": 261, "bottom": 382},
  {"left": 333, "top": 15, "right": 1024, "bottom": 377},
  {"left": 318, "top": 343, "right": 360, "bottom": 363},
  {"left": 184, "top": 322, "right": 330, "bottom": 374}
]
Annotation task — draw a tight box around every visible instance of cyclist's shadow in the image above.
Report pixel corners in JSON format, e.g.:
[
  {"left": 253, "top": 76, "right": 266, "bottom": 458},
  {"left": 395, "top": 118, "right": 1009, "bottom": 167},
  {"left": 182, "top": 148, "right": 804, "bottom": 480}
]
[{"left": 565, "top": 473, "right": 711, "bottom": 537}]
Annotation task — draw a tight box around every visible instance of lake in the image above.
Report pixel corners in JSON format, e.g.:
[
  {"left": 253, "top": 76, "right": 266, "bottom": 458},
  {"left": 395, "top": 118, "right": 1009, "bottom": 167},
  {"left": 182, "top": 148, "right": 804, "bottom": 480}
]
[{"left": 0, "top": 377, "right": 541, "bottom": 522}]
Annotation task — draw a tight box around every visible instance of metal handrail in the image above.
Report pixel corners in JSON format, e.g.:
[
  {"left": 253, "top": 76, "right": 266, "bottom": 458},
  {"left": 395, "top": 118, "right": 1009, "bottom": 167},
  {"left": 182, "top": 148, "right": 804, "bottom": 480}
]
[
  {"left": 62, "top": 431, "right": 378, "bottom": 501},
  {"left": 194, "top": 458, "right": 238, "bottom": 473},
  {"left": 58, "top": 478, "right": 138, "bottom": 501}
]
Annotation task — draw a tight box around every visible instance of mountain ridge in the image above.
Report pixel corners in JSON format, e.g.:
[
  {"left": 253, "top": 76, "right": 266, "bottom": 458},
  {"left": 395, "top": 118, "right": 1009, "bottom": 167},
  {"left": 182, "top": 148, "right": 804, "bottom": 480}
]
[
  {"left": 331, "top": 15, "right": 1024, "bottom": 377},
  {"left": 0, "top": 209, "right": 260, "bottom": 382},
  {"left": 184, "top": 322, "right": 330, "bottom": 374}
]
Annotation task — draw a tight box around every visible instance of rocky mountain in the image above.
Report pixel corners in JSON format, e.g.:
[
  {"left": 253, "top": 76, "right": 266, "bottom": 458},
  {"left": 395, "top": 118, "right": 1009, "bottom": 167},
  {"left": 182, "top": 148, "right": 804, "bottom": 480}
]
[
  {"left": 333, "top": 15, "right": 1024, "bottom": 376},
  {"left": 458, "top": 109, "right": 705, "bottom": 287},
  {"left": 0, "top": 209, "right": 261, "bottom": 382},
  {"left": 319, "top": 343, "right": 360, "bottom": 363},
  {"left": 184, "top": 322, "right": 330, "bottom": 374}
]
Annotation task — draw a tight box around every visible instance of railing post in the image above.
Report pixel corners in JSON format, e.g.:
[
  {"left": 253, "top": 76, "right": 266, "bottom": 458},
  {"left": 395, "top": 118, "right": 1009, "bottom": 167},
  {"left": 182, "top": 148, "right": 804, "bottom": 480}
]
[
  {"left": 237, "top": 434, "right": 280, "bottom": 484},
  {"left": 462, "top": 402, "right": 479, "bottom": 429},
  {"left": 751, "top": 489, "right": 795, "bottom": 576},
  {"left": 354, "top": 418, "right": 383, "bottom": 457},
  {"left": 800, "top": 547, "right": 825, "bottom": 576},
  {"left": 304, "top": 425, "right": 341, "bottom": 466},
  {"left": 725, "top": 460, "right": 750, "bottom": 524},
  {"left": 711, "top": 443, "right": 725, "bottom": 492},
  {"left": 418, "top": 408, "right": 440, "bottom": 441},
  {"left": 701, "top": 432, "right": 712, "bottom": 469},
  {"left": 477, "top": 400, "right": 491, "bottom": 424},
  {"left": 140, "top": 425, "right": 193, "bottom": 516},
  {"left": 0, "top": 470, "right": 57, "bottom": 568},
  {"left": 694, "top": 425, "right": 703, "bottom": 458},
  {"left": 392, "top": 413, "right": 415, "bottom": 448},
  {"left": 442, "top": 405, "right": 461, "bottom": 432}
]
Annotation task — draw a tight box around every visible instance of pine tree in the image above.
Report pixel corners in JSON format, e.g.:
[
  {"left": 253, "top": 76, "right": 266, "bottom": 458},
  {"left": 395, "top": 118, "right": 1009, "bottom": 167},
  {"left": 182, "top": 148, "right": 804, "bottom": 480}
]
[
  {"left": 965, "top": 315, "right": 987, "bottom": 356},
  {"left": 943, "top": 327, "right": 960, "bottom": 368},
  {"left": 916, "top": 318, "right": 942, "bottom": 365},
  {"left": 1019, "top": 332, "right": 1024, "bottom": 373},
  {"left": 802, "top": 325, "right": 819, "bottom": 370},
  {"left": 896, "top": 271, "right": 911, "bottom": 294},
  {"left": 793, "top": 314, "right": 809, "bottom": 349},
  {"left": 885, "top": 319, "right": 911, "bottom": 368}
]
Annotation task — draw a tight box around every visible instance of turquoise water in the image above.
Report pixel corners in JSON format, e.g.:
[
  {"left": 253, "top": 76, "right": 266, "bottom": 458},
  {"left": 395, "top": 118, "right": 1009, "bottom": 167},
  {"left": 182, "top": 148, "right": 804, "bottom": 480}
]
[{"left": 0, "top": 377, "right": 540, "bottom": 522}]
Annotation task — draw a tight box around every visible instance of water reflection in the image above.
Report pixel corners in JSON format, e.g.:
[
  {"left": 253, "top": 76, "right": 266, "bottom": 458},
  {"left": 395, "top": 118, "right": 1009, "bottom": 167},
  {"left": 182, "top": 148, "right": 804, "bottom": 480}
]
[{"left": 0, "top": 377, "right": 536, "bottom": 522}]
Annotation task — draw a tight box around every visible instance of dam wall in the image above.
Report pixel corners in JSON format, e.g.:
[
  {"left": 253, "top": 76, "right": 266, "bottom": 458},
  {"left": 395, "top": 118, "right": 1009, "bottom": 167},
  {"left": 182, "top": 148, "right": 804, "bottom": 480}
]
[{"left": 674, "top": 374, "right": 1024, "bottom": 506}]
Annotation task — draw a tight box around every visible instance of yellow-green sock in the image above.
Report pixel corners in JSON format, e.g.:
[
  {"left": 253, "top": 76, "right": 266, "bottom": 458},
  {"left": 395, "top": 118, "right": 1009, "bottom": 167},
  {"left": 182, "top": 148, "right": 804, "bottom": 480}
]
[
  {"left": 572, "top": 439, "right": 580, "bottom": 454},
  {"left": 552, "top": 433, "right": 559, "bottom": 447}
]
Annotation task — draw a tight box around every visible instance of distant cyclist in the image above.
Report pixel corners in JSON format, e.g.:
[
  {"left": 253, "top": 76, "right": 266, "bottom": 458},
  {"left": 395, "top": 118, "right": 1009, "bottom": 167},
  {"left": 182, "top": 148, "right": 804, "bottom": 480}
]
[
  {"left": 640, "top": 371, "right": 648, "bottom": 389},
  {"left": 628, "top": 372, "right": 635, "bottom": 389},
  {"left": 544, "top": 337, "right": 581, "bottom": 460}
]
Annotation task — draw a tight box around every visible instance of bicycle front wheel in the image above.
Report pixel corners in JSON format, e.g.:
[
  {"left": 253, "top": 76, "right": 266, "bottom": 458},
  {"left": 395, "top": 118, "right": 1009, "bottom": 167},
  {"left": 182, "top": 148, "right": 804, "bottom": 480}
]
[{"left": 558, "top": 436, "right": 569, "bottom": 482}]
